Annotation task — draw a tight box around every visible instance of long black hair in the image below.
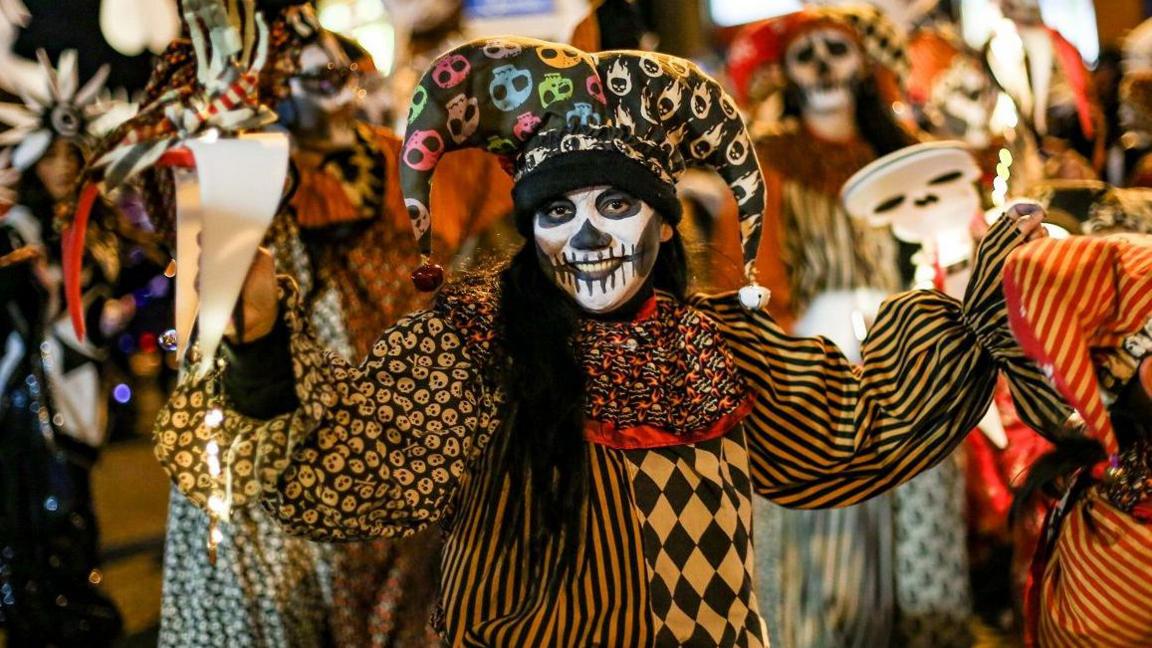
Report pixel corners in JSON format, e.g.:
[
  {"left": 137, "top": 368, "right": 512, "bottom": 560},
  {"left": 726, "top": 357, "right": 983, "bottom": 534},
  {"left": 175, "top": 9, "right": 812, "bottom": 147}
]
[{"left": 490, "top": 228, "right": 688, "bottom": 586}]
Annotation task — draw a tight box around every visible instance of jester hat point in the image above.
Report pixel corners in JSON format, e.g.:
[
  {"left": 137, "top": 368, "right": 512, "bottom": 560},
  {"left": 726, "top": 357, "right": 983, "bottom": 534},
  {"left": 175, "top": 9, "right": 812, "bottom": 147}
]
[
  {"left": 1004, "top": 235, "right": 1152, "bottom": 458},
  {"left": 401, "top": 36, "right": 766, "bottom": 295}
]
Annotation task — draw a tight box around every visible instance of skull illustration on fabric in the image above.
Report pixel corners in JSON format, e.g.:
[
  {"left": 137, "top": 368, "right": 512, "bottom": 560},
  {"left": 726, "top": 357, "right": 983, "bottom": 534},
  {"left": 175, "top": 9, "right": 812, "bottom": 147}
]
[
  {"left": 534, "top": 187, "right": 666, "bottom": 313},
  {"left": 784, "top": 27, "right": 864, "bottom": 113}
]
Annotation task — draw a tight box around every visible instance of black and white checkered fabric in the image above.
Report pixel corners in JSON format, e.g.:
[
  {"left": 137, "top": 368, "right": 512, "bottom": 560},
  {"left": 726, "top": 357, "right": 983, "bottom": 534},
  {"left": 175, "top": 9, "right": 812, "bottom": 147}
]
[
  {"left": 839, "top": 4, "right": 911, "bottom": 82},
  {"left": 625, "top": 429, "right": 769, "bottom": 647}
]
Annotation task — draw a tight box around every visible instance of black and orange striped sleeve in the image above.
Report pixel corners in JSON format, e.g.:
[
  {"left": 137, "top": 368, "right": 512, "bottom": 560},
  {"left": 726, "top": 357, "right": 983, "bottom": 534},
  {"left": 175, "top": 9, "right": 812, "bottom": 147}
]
[
  {"left": 694, "top": 216, "right": 1069, "bottom": 508},
  {"left": 152, "top": 281, "right": 502, "bottom": 541}
]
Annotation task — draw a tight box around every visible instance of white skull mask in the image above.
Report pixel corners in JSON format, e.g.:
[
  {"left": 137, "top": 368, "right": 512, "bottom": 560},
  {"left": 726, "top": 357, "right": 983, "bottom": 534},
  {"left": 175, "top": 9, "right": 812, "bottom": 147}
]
[
  {"left": 927, "top": 60, "right": 997, "bottom": 148},
  {"left": 843, "top": 142, "right": 982, "bottom": 248},
  {"left": 289, "top": 42, "right": 358, "bottom": 132},
  {"left": 784, "top": 28, "right": 864, "bottom": 113},
  {"left": 534, "top": 187, "right": 667, "bottom": 314}
]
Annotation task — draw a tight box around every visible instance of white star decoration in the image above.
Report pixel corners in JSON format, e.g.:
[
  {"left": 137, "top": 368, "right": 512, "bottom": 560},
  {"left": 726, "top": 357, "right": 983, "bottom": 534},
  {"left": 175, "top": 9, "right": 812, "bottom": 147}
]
[{"left": 0, "top": 49, "right": 135, "bottom": 170}]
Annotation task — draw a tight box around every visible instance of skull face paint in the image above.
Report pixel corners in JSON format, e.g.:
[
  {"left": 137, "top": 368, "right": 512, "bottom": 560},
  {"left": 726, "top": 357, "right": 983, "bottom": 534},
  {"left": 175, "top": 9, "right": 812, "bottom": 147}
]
[
  {"left": 784, "top": 27, "right": 864, "bottom": 114},
  {"left": 925, "top": 60, "right": 998, "bottom": 148},
  {"left": 534, "top": 187, "right": 668, "bottom": 314},
  {"left": 288, "top": 42, "right": 358, "bottom": 134}
]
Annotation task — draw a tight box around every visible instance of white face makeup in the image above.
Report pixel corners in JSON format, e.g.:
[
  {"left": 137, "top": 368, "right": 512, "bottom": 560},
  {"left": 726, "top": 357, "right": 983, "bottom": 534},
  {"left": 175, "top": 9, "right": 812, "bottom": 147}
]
[
  {"left": 784, "top": 28, "right": 864, "bottom": 114},
  {"left": 927, "top": 60, "right": 998, "bottom": 148},
  {"left": 534, "top": 187, "right": 667, "bottom": 314},
  {"left": 288, "top": 41, "right": 358, "bottom": 133}
]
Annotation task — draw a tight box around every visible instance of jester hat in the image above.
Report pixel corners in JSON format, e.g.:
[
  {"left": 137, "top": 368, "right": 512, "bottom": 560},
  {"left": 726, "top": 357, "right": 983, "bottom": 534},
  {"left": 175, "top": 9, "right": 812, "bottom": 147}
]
[
  {"left": 1025, "top": 179, "right": 1152, "bottom": 237},
  {"left": 725, "top": 4, "right": 909, "bottom": 107},
  {"left": 905, "top": 28, "right": 974, "bottom": 106},
  {"left": 401, "top": 37, "right": 766, "bottom": 295},
  {"left": 1004, "top": 235, "right": 1152, "bottom": 457}
]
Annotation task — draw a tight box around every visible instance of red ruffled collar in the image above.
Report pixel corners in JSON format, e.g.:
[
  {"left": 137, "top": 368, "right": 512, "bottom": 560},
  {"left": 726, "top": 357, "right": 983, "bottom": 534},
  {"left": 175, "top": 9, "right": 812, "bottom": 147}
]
[{"left": 436, "top": 277, "right": 751, "bottom": 449}]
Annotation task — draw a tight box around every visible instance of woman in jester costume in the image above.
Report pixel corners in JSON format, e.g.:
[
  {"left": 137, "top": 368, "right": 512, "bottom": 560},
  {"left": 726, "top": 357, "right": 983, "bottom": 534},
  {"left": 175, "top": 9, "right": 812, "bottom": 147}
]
[{"left": 151, "top": 37, "right": 1063, "bottom": 646}]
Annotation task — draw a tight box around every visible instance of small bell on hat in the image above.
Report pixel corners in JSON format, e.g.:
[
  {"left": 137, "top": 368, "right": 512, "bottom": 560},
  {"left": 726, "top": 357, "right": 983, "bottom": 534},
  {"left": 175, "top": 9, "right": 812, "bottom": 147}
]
[
  {"left": 410, "top": 257, "right": 445, "bottom": 292},
  {"left": 738, "top": 280, "right": 771, "bottom": 311}
]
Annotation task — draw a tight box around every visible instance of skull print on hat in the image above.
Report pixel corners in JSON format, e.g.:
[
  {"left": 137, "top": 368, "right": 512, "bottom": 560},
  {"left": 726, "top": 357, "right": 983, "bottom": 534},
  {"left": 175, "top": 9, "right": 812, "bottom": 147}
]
[
  {"left": 399, "top": 38, "right": 768, "bottom": 301},
  {"left": 535, "top": 187, "right": 668, "bottom": 313}
]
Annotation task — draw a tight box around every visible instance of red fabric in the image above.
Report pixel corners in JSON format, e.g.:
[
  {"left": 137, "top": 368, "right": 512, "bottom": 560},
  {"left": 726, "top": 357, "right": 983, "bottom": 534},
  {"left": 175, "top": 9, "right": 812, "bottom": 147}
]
[
  {"left": 1047, "top": 27, "right": 1095, "bottom": 141},
  {"left": 726, "top": 11, "right": 858, "bottom": 106},
  {"left": 965, "top": 431, "right": 1014, "bottom": 535},
  {"left": 62, "top": 182, "right": 100, "bottom": 340},
  {"left": 906, "top": 30, "right": 960, "bottom": 106},
  {"left": 1028, "top": 489, "right": 1152, "bottom": 647},
  {"left": 584, "top": 397, "right": 752, "bottom": 450},
  {"left": 1004, "top": 236, "right": 1152, "bottom": 456},
  {"left": 158, "top": 147, "right": 197, "bottom": 169}
]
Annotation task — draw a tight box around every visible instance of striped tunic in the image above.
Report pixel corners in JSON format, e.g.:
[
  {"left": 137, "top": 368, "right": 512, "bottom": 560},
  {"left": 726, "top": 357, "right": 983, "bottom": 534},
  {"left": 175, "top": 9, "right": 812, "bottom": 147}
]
[{"left": 153, "top": 217, "right": 1065, "bottom": 647}]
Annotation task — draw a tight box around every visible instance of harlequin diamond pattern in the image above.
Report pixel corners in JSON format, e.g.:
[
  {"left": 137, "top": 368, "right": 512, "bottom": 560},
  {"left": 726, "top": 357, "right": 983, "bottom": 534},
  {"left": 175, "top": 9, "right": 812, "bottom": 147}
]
[{"left": 624, "top": 429, "right": 768, "bottom": 647}]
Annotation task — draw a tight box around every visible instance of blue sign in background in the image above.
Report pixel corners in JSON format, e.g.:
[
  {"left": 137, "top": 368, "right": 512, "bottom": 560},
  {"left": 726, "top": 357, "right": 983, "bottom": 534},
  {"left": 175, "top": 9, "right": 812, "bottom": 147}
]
[{"left": 463, "top": 0, "right": 555, "bottom": 19}]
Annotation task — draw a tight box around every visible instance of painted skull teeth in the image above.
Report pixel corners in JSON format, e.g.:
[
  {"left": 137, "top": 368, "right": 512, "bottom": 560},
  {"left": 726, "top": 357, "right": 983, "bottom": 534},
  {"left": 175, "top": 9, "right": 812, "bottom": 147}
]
[{"left": 550, "top": 245, "right": 641, "bottom": 295}]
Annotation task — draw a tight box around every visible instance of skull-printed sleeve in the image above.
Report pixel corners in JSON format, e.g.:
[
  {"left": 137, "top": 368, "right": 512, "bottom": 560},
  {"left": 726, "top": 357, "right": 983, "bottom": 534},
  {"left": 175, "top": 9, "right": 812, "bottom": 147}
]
[
  {"left": 693, "top": 216, "right": 1069, "bottom": 508},
  {"left": 152, "top": 280, "right": 503, "bottom": 541}
]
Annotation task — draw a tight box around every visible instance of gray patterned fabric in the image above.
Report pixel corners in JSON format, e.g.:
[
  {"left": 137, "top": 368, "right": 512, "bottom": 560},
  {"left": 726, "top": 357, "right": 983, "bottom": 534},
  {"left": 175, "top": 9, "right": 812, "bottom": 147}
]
[
  {"left": 159, "top": 213, "right": 340, "bottom": 647},
  {"left": 892, "top": 457, "right": 972, "bottom": 648},
  {"left": 767, "top": 497, "right": 896, "bottom": 648},
  {"left": 159, "top": 493, "right": 330, "bottom": 648}
]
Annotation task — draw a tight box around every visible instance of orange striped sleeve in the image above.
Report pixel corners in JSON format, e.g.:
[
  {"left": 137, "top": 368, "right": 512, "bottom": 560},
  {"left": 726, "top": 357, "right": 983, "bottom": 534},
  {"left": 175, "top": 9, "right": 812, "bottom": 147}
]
[{"left": 694, "top": 215, "right": 1070, "bottom": 507}]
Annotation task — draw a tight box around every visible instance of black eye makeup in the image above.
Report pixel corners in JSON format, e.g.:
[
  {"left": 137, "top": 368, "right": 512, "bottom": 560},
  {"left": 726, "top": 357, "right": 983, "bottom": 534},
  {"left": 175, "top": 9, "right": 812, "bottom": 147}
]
[
  {"left": 929, "top": 171, "right": 965, "bottom": 185},
  {"left": 537, "top": 199, "right": 576, "bottom": 227},
  {"left": 596, "top": 190, "right": 640, "bottom": 219},
  {"left": 874, "top": 195, "right": 906, "bottom": 213},
  {"left": 826, "top": 40, "right": 849, "bottom": 56}
]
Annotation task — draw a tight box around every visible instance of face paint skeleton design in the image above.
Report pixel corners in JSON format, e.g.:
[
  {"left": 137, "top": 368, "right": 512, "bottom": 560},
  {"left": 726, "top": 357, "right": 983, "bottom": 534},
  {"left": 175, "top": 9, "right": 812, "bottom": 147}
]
[
  {"left": 784, "top": 27, "right": 864, "bottom": 114},
  {"left": 534, "top": 187, "right": 666, "bottom": 313},
  {"left": 926, "top": 60, "right": 998, "bottom": 148},
  {"left": 289, "top": 41, "right": 359, "bottom": 134}
]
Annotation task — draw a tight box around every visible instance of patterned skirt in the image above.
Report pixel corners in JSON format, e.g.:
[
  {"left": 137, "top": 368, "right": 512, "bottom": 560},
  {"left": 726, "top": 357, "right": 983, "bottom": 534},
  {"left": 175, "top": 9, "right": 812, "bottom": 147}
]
[{"left": 159, "top": 491, "right": 330, "bottom": 647}]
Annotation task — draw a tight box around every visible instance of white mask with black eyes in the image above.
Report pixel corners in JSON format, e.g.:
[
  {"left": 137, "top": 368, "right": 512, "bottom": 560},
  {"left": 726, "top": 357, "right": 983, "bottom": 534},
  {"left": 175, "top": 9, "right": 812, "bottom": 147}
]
[
  {"left": 534, "top": 187, "right": 671, "bottom": 314},
  {"left": 784, "top": 28, "right": 864, "bottom": 114},
  {"left": 843, "top": 143, "right": 982, "bottom": 246},
  {"left": 288, "top": 42, "right": 358, "bottom": 133},
  {"left": 927, "top": 60, "right": 997, "bottom": 148}
]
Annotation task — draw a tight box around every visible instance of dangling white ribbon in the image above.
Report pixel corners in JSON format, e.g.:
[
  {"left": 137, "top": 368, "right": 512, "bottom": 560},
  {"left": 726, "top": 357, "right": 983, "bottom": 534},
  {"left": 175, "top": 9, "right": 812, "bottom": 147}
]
[{"left": 170, "top": 132, "right": 289, "bottom": 377}]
